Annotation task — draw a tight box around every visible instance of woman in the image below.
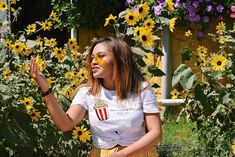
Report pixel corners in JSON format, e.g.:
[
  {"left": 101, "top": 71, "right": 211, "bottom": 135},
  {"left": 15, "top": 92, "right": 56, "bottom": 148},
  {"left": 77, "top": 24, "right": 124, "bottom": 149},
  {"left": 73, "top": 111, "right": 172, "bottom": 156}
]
[{"left": 30, "top": 36, "right": 162, "bottom": 157}]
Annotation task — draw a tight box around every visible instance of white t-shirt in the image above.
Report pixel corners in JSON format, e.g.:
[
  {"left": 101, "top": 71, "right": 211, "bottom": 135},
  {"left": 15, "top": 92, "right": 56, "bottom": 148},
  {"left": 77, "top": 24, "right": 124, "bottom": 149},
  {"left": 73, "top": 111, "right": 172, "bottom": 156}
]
[{"left": 71, "top": 82, "right": 159, "bottom": 149}]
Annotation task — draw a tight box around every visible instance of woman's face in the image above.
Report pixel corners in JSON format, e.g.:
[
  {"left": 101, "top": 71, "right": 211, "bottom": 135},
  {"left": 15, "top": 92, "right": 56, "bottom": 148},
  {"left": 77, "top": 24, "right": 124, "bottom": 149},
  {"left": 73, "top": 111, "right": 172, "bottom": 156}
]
[{"left": 91, "top": 42, "right": 114, "bottom": 79}]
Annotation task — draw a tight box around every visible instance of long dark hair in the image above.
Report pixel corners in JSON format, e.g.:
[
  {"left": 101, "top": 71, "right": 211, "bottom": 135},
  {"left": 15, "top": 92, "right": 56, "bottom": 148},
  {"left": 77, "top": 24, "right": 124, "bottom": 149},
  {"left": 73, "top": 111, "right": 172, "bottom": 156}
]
[{"left": 86, "top": 36, "right": 145, "bottom": 100}]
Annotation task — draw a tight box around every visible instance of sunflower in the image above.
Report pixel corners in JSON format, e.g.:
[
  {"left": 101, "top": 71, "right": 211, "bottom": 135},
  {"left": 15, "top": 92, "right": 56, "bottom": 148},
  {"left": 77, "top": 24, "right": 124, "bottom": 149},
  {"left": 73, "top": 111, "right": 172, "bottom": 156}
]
[
  {"left": 71, "top": 80, "right": 81, "bottom": 88},
  {"left": 137, "top": 3, "right": 150, "bottom": 19},
  {"left": 0, "top": 2, "right": 8, "bottom": 12},
  {"left": 11, "top": 7, "right": 15, "bottom": 13},
  {"left": 30, "top": 109, "right": 41, "bottom": 122},
  {"left": 3, "top": 68, "right": 11, "bottom": 80},
  {"left": 50, "top": 10, "right": 58, "bottom": 21},
  {"left": 41, "top": 20, "right": 52, "bottom": 31},
  {"left": 139, "top": 29, "right": 154, "bottom": 47},
  {"left": 196, "top": 45, "right": 208, "bottom": 58},
  {"left": 197, "top": 57, "right": 207, "bottom": 67},
  {"left": 169, "top": 17, "right": 177, "bottom": 32},
  {"left": 62, "top": 88, "right": 74, "bottom": 100},
  {"left": 22, "top": 47, "right": 33, "bottom": 56},
  {"left": 104, "top": 14, "right": 117, "bottom": 27},
  {"left": 35, "top": 55, "right": 46, "bottom": 71},
  {"left": 143, "top": 53, "right": 155, "bottom": 65},
  {"left": 4, "top": 39, "right": 12, "bottom": 48},
  {"left": 71, "top": 52, "right": 79, "bottom": 61},
  {"left": 216, "top": 21, "right": 226, "bottom": 34},
  {"left": 78, "top": 69, "right": 87, "bottom": 80},
  {"left": 44, "top": 38, "right": 57, "bottom": 47},
  {"left": 47, "top": 77, "right": 52, "bottom": 87},
  {"left": 125, "top": 11, "right": 139, "bottom": 26},
  {"left": 72, "top": 125, "right": 91, "bottom": 143},
  {"left": 211, "top": 55, "right": 227, "bottom": 71},
  {"left": 65, "top": 71, "right": 76, "bottom": 80},
  {"left": 143, "top": 18, "right": 155, "bottom": 30},
  {"left": 20, "top": 97, "right": 33, "bottom": 107},
  {"left": 11, "top": 41, "right": 25, "bottom": 54},
  {"left": 166, "top": 0, "right": 174, "bottom": 12},
  {"left": 149, "top": 76, "right": 158, "bottom": 86},
  {"left": 68, "top": 38, "right": 77, "bottom": 46},
  {"left": 26, "top": 23, "right": 36, "bottom": 34},
  {"left": 52, "top": 47, "right": 66, "bottom": 62},
  {"left": 67, "top": 38, "right": 78, "bottom": 48},
  {"left": 185, "top": 30, "right": 192, "bottom": 37},
  {"left": 69, "top": 44, "right": 79, "bottom": 53},
  {"left": 232, "top": 140, "right": 235, "bottom": 153},
  {"left": 219, "top": 36, "right": 225, "bottom": 44},
  {"left": 10, "top": 0, "right": 18, "bottom": 5},
  {"left": 170, "top": 89, "right": 179, "bottom": 99},
  {"left": 133, "top": 26, "right": 143, "bottom": 39},
  {"left": 19, "top": 64, "right": 30, "bottom": 73}
]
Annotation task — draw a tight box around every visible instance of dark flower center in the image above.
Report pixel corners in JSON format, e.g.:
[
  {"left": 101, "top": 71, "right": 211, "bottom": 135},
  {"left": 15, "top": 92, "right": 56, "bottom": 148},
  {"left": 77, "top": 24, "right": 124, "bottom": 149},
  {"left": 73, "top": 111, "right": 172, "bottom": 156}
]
[
  {"left": 78, "top": 131, "right": 82, "bottom": 135},
  {"left": 109, "top": 19, "right": 115, "bottom": 24},
  {"left": 217, "top": 61, "right": 222, "bottom": 66},
  {"left": 129, "top": 16, "right": 134, "bottom": 20},
  {"left": 137, "top": 31, "right": 140, "bottom": 36},
  {"left": 139, "top": 7, "right": 143, "bottom": 13},
  {"left": 16, "top": 45, "right": 19, "bottom": 49},
  {"left": 58, "top": 50, "right": 61, "bottom": 54},
  {"left": 142, "top": 35, "right": 147, "bottom": 41}
]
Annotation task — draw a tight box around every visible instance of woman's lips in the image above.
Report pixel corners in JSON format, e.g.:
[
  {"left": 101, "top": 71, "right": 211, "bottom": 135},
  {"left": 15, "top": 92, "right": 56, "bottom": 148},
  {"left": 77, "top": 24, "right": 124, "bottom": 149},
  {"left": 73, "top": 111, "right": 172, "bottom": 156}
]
[{"left": 92, "top": 66, "right": 100, "bottom": 72}]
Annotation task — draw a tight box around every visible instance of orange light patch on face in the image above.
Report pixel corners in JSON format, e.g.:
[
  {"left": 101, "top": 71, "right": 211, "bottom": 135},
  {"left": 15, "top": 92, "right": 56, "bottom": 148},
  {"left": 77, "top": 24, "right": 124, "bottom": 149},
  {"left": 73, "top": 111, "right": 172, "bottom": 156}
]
[{"left": 93, "top": 53, "right": 106, "bottom": 67}]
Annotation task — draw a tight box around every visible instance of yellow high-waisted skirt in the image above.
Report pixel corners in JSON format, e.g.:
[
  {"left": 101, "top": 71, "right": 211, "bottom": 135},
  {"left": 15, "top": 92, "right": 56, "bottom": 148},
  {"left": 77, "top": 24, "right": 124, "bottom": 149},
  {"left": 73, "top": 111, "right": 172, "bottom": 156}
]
[{"left": 89, "top": 146, "right": 158, "bottom": 157}]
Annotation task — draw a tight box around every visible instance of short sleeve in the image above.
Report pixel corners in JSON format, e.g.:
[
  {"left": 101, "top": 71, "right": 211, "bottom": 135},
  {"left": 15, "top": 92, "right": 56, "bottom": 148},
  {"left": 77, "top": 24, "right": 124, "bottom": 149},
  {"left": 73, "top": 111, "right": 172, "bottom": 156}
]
[
  {"left": 71, "top": 86, "right": 89, "bottom": 110},
  {"left": 142, "top": 86, "right": 160, "bottom": 113}
]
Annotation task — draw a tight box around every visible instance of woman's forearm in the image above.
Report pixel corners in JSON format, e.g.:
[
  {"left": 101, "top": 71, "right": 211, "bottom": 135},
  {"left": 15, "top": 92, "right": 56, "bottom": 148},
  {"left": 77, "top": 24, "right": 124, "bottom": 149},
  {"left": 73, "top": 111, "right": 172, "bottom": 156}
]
[
  {"left": 121, "top": 128, "right": 162, "bottom": 156},
  {"left": 43, "top": 93, "right": 75, "bottom": 132}
]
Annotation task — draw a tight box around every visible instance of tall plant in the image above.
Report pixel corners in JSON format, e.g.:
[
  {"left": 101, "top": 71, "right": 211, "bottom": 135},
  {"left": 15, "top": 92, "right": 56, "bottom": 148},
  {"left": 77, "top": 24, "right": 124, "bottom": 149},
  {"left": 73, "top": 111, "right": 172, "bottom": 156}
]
[
  {"left": 0, "top": 1, "right": 91, "bottom": 156},
  {"left": 172, "top": 21, "right": 235, "bottom": 156}
]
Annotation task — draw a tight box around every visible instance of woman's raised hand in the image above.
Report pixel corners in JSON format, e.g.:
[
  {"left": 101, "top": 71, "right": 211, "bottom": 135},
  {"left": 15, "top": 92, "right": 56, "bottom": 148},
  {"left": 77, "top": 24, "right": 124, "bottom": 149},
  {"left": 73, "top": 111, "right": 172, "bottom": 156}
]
[{"left": 30, "top": 58, "right": 50, "bottom": 92}]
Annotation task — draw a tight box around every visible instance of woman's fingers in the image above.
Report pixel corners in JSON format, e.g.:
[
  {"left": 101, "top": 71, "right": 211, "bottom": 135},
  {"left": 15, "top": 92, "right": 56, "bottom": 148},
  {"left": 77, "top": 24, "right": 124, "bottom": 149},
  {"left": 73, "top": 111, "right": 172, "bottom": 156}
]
[
  {"left": 30, "top": 59, "right": 35, "bottom": 78},
  {"left": 30, "top": 58, "right": 39, "bottom": 79}
]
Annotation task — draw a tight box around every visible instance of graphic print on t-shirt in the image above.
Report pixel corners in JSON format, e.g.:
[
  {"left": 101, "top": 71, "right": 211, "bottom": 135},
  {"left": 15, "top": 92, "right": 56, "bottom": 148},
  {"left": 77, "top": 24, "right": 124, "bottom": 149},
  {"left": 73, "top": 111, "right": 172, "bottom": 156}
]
[{"left": 94, "top": 99, "right": 109, "bottom": 121}]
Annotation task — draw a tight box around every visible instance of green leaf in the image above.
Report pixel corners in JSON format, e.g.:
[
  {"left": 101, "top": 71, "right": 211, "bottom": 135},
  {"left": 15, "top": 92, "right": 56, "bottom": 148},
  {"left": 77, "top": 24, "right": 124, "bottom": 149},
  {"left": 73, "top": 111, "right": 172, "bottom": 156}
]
[
  {"left": 172, "top": 64, "right": 188, "bottom": 87},
  {"left": 131, "top": 47, "right": 146, "bottom": 57},
  {"left": 180, "top": 74, "right": 196, "bottom": 90},
  {"left": 0, "top": 120, "right": 33, "bottom": 147},
  {"left": 0, "top": 145, "right": 8, "bottom": 157},
  {"left": 42, "top": 132, "right": 59, "bottom": 152},
  {"left": 58, "top": 93, "right": 70, "bottom": 108},
  {"left": 147, "top": 65, "right": 165, "bottom": 76},
  {"left": 181, "top": 47, "right": 192, "bottom": 62},
  {"left": 26, "top": 40, "right": 38, "bottom": 49},
  {"left": 126, "top": 27, "right": 134, "bottom": 36},
  {"left": 153, "top": 35, "right": 161, "bottom": 41},
  {"left": 0, "top": 84, "right": 13, "bottom": 104},
  {"left": 118, "top": 10, "right": 128, "bottom": 18},
  {"left": 152, "top": 83, "right": 160, "bottom": 88},
  {"left": 154, "top": 48, "right": 164, "bottom": 56}
]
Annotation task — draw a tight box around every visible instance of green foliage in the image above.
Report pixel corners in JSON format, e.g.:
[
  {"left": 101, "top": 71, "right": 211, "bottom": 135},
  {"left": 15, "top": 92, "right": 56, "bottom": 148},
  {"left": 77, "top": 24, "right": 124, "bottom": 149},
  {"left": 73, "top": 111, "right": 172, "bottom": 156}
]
[
  {"left": 51, "top": 0, "right": 126, "bottom": 30},
  {"left": 173, "top": 22, "right": 235, "bottom": 156},
  {"left": 0, "top": 2, "right": 91, "bottom": 156}
]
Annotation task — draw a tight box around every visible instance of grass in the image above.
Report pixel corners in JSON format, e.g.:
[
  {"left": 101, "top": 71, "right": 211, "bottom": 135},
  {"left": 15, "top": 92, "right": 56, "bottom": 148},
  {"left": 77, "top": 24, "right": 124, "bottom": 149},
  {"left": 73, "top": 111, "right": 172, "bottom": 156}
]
[{"left": 157, "top": 109, "right": 199, "bottom": 157}]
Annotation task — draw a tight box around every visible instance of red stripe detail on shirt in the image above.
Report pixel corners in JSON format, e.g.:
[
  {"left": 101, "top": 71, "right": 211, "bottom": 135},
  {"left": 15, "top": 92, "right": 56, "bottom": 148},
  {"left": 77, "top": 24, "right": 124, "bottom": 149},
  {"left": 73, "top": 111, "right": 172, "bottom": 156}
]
[{"left": 98, "top": 109, "right": 104, "bottom": 120}]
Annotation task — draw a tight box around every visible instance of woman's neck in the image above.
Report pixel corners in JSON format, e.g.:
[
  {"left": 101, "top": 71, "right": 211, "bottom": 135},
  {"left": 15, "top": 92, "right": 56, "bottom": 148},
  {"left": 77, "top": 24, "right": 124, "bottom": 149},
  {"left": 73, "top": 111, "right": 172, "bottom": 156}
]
[{"left": 101, "top": 79, "right": 115, "bottom": 90}]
